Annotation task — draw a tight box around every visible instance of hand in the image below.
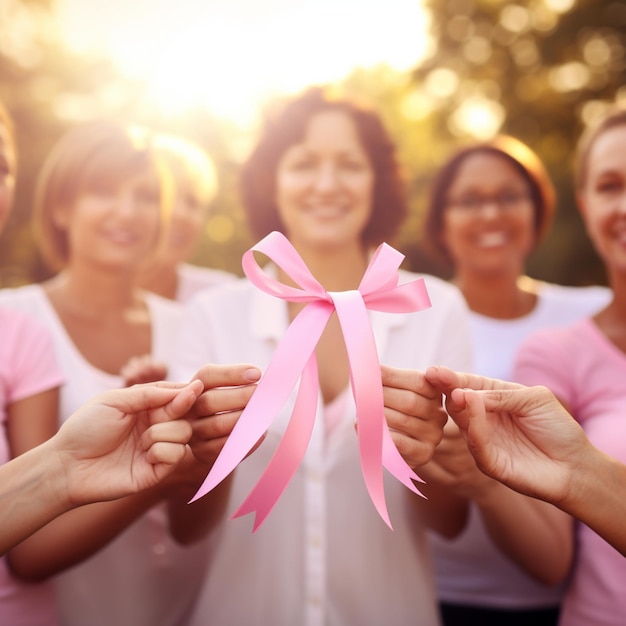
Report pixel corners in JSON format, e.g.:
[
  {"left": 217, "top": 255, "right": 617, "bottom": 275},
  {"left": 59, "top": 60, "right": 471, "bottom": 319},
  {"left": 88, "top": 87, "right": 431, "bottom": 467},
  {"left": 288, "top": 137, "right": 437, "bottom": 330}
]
[
  {"left": 381, "top": 365, "right": 448, "bottom": 470},
  {"left": 425, "top": 365, "right": 591, "bottom": 504},
  {"left": 183, "top": 363, "right": 263, "bottom": 466},
  {"left": 417, "top": 418, "right": 496, "bottom": 500},
  {"left": 51, "top": 380, "right": 202, "bottom": 505},
  {"left": 121, "top": 354, "right": 168, "bottom": 387}
]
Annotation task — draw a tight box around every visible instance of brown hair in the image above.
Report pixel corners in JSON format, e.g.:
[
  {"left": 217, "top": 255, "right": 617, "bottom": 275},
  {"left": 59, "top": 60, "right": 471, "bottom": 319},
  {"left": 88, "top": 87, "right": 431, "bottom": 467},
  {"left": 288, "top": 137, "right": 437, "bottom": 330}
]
[
  {"left": 0, "top": 100, "right": 17, "bottom": 177},
  {"left": 240, "top": 86, "right": 408, "bottom": 247},
  {"left": 575, "top": 105, "right": 626, "bottom": 191},
  {"left": 34, "top": 119, "right": 172, "bottom": 272},
  {"left": 423, "top": 135, "right": 556, "bottom": 266}
]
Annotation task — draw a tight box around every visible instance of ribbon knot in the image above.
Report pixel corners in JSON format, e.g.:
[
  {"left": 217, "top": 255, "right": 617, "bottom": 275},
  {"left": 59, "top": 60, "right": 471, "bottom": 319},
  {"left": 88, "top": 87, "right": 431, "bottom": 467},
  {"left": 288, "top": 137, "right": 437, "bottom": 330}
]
[{"left": 190, "top": 231, "right": 432, "bottom": 531}]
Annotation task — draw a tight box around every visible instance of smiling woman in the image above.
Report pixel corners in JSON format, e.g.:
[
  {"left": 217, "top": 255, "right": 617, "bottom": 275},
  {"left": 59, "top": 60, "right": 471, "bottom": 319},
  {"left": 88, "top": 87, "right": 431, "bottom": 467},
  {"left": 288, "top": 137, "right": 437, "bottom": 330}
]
[{"left": 55, "top": 0, "right": 431, "bottom": 122}]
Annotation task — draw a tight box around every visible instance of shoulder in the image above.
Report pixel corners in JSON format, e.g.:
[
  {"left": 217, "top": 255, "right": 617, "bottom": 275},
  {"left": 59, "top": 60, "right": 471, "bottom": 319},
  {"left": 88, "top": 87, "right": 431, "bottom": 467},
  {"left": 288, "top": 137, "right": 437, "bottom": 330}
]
[
  {"left": 176, "top": 263, "right": 238, "bottom": 302},
  {"left": 539, "top": 282, "right": 611, "bottom": 309},
  {"left": 0, "top": 284, "right": 45, "bottom": 310},
  {"left": 144, "top": 291, "right": 184, "bottom": 323},
  {"left": 399, "top": 270, "right": 466, "bottom": 304},
  {"left": 518, "top": 317, "right": 591, "bottom": 359}
]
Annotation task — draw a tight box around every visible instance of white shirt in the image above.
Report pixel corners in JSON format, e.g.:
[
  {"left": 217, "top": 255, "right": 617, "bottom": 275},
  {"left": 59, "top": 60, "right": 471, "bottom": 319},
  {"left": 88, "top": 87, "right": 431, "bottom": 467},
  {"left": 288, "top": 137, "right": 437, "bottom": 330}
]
[
  {"left": 428, "top": 282, "right": 611, "bottom": 609},
  {"left": 0, "top": 284, "right": 212, "bottom": 626},
  {"left": 175, "top": 262, "right": 237, "bottom": 303},
  {"left": 171, "top": 269, "right": 474, "bottom": 626}
]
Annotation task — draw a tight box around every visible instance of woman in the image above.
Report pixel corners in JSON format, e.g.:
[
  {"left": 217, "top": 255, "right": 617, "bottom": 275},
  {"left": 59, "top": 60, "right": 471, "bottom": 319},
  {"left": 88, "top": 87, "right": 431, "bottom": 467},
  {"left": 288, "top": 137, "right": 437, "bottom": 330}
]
[
  {"left": 171, "top": 87, "right": 473, "bottom": 626},
  {"left": 0, "top": 119, "right": 221, "bottom": 626},
  {"left": 514, "top": 106, "right": 626, "bottom": 626},
  {"left": 0, "top": 101, "right": 65, "bottom": 625},
  {"left": 420, "top": 136, "right": 609, "bottom": 625},
  {"left": 137, "top": 132, "right": 235, "bottom": 303}
]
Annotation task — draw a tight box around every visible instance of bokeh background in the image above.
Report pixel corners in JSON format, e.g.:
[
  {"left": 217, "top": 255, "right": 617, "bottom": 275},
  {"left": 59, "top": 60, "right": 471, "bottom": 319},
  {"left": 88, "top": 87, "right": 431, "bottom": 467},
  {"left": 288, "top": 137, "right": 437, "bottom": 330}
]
[{"left": 0, "top": 0, "right": 624, "bottom": 286}]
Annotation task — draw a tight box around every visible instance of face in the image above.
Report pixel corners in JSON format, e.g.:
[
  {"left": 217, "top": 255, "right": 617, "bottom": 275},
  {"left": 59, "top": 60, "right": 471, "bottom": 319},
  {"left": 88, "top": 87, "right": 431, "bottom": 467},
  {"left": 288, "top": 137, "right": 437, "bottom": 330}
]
[
  {"left": 441, "top": 152, "right": 535, "bottom": 277},
  {"left": 275, "top": 110, "right": 374, "bottom": 251},
  {"left": 57, "top": 168, "right": 162, "bottom": 271},
  {"left": 578, "top": 124, "right": 626, "bottom": 273},
  {"left": 0, "top": 124, "right": 17, "bottom": 236}
]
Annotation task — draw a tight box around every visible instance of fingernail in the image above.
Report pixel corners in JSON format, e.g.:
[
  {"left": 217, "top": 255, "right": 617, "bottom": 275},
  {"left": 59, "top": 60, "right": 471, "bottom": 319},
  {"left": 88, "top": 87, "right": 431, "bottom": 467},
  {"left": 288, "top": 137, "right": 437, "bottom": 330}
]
[{"left": 244, "top": 367, "right": 261, "bottom": 382}]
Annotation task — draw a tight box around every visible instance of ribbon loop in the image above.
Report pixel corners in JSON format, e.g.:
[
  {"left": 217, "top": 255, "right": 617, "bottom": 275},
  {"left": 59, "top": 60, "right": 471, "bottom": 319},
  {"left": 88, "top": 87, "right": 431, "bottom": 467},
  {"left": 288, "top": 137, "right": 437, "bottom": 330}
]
[{"left": 190, "top": 231, "right": 432, "bottom": 531}]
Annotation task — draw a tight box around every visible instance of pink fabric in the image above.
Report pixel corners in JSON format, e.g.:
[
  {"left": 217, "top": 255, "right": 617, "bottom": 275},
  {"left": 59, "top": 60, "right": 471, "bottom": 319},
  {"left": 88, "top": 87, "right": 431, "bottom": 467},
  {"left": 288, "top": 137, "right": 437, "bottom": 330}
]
[
  {"left": 0, "top": 307, "right": 64, "bottom": 626},
  {"left": 514, "top": 318, "right": 626, "bottom": 626},
  {"left": 191, "top": 231, "right": 432, "bottom": 530}
]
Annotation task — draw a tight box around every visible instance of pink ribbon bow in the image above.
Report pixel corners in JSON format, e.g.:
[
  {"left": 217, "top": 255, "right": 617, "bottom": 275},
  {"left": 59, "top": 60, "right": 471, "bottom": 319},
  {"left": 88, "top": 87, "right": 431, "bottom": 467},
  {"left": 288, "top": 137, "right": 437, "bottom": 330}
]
[{"left": 190, "top": 231, "right": 432, "bottom": 531}]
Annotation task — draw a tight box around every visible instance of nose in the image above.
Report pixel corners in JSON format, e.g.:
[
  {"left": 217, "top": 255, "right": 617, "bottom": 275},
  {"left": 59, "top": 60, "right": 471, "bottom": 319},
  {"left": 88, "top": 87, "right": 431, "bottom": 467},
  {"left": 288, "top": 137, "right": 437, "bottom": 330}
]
[
  {"left": 314, "top": 163, "right": 340, "bottom": 193},
  {"left": 477, "top": 200, "right": 500, "bottom": 218}
]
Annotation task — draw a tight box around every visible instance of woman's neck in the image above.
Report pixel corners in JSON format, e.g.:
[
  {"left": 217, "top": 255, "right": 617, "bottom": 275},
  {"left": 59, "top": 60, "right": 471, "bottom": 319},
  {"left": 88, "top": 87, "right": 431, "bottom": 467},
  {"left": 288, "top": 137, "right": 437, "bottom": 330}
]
[
  {"left": 281, "top": 242, "right": 370, "bottom": 292},
  {"left": 44, "top": 265, "right": 141, "bottom": 317},
  {"left": 454, "top": 270, "right": 539, "bottom": 319}
]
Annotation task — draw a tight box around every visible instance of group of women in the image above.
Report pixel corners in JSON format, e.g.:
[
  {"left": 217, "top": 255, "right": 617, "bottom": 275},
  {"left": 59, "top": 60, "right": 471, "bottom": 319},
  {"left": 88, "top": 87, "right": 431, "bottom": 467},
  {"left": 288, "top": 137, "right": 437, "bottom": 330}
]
[{"left": 1, "top": 85, "right": 625, "bottom": 626}]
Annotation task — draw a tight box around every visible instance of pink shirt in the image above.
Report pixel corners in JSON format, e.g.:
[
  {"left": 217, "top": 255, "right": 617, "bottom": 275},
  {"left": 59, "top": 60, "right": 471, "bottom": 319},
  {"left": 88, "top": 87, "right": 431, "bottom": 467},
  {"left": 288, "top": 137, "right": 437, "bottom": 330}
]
[
  {"left": 514, "top": 318, "right": 626, "bottom": 626},
  {"left": 0, "top": 307, "right": 64, "bottom": 626}
]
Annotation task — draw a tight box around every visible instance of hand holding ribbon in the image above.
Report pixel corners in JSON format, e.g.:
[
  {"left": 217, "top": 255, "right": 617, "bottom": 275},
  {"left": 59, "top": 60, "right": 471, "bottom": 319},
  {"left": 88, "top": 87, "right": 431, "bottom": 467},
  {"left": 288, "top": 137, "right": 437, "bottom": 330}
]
[{"left": 189, "top": 231, "right": 433, "bottom": 531}]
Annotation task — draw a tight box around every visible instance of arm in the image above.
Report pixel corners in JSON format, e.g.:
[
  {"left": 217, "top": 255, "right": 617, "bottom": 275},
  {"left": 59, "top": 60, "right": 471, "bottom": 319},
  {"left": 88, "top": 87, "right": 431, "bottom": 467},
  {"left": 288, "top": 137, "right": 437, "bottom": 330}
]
[
  {"left": 381, "top": 365, "right": 468, "bottom": 538},
  {"left": 426, "top": 365, "right": 626, "bottom": 556},
  {"left": 423, "top": 365, "right": 573, "bottom": 584},
  {"left": 1, "top": 381, "right": 199, "bottom": 557}
]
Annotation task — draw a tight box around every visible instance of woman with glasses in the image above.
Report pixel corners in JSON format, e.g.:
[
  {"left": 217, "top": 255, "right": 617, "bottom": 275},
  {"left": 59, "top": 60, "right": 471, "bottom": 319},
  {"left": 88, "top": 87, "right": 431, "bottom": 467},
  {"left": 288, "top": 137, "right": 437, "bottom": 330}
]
[{"left": 419, "top": 136, "right": 610, "bottom": 626}]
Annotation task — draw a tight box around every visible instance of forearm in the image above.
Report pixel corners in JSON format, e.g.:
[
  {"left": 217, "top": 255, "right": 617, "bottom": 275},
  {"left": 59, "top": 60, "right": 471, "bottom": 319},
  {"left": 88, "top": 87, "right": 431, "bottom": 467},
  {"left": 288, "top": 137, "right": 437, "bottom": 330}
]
[
  {"left": 411, "top": 482, "right": 469, "bottom": 538},
  {"left": 475, "top": 482, "right": 573, "bottom": 585},
  {"left": 168, "top": 475, "right": 233, "bottom": 545},
  {"left": 0, "top": 441, "right": 71, "bottom": 555},
  {"left": 8, "top": 486, "right": 163, "bottom": 581},
  {"left": 563, "top": 447, "right": 626, "bottom": 557}
]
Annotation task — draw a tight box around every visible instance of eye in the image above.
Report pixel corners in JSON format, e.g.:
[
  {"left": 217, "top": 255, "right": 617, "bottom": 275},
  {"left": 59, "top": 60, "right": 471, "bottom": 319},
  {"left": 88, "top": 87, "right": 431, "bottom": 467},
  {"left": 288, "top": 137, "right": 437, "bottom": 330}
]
[
  {"left": 454, "top": 196, "right": 482, "bottom": 211},
  {"left": 498, "top": 192, "right": 529, "bottom": 208},
  {"left": 596, "top": 179, "right": 622, "bottom": 194}
]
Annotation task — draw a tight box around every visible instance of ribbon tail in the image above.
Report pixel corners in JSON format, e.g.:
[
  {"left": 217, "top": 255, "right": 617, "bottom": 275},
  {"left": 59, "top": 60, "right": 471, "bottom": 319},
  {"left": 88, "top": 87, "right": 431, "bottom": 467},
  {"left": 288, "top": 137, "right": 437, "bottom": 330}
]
[
  {"left": 382, "top": 428, "right": 426, "bottom": 498},
  {"left": 332, "top": 291, "right": 390, "bottom": 528},
  {"left": 189, "top": 302, "right": 333, "bottom": 504},
  {"left": 233, "top": 355, "right": 319, "bottom": 531}
]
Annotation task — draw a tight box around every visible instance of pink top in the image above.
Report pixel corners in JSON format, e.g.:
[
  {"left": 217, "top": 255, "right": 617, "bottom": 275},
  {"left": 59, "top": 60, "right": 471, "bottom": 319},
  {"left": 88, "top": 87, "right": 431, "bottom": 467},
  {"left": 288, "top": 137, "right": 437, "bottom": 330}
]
[
  {"left": 0, "top": 307, "right": 65, "bottom": 626},
  {"left": 514, "top": 318, "right": 626, "bottom": 626}
]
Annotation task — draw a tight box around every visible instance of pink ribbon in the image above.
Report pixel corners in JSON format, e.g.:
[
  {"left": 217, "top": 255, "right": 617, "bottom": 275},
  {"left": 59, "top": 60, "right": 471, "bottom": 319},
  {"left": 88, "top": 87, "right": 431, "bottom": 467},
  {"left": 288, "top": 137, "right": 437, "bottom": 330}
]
[{"left": 189, "top": 231, "right": 432, "bottom": 531}]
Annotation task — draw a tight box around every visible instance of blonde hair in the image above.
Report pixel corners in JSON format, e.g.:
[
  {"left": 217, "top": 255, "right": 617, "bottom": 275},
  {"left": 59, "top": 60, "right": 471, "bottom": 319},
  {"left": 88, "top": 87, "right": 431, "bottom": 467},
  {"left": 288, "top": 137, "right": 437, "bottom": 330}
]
[{"left": 34, "top": 119, "right": 173, "bottom": 272}]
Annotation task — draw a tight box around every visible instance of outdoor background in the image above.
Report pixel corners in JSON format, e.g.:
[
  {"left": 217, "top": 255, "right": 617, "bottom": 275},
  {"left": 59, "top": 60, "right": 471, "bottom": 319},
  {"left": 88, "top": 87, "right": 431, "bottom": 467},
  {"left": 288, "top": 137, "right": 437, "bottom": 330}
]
[{"left": 0, "top": 0, "right": 624, "bottom": 287}]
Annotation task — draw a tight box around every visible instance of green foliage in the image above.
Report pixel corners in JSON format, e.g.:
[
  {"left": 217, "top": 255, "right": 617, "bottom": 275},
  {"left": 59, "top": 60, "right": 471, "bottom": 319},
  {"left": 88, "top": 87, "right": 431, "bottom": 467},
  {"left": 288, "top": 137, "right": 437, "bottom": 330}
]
[{"left": 0, "top": 0, "right": 624, "bottom": 287}]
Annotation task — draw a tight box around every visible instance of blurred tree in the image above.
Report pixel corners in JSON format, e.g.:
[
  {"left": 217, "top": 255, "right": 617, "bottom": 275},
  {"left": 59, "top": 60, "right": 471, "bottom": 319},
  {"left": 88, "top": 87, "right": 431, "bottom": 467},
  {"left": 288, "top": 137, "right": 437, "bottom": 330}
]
[
  {"left": 408, "top": 0, "right": 626, "bottom": 285},
  {"left": 1, "top": 0, "right": 624, "bottom": 288},
  {"left": 0, "top": 0, "right": 251, "bottom": 286}
]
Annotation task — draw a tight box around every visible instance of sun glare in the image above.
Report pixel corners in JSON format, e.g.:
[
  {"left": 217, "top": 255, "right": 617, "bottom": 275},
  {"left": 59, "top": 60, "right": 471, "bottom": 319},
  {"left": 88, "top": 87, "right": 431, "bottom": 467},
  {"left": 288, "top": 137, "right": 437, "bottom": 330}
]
[{"left": 56, "top": 0, "right": 430, "bottom": 125}]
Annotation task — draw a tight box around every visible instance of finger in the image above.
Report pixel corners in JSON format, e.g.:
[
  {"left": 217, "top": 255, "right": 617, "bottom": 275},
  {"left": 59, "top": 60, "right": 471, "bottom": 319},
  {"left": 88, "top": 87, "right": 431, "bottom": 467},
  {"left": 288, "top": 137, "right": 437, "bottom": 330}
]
[
  {"left": 191, "top": 363, "right": 262, "bottom": 390},
  {"left": 142, "top": 420, "right": 193, "bottom": 449},
  {"left": 425, "top": 366, "right": 524, "bottom": 395},
  {"left": 163, "top": 380, "right": 204, "bottom": 421},
  {"left": 381, "top": 365, "right": 439, "bottom": 399},
  {"left": 145, "top": 441, "right": 189, "bottom": 467},
  {"left": 95, "top": 384, "right": 186, "bottom": 415},
  {"left": 191, "top": 409, "right": 242, "bottom": 441},
  {"left": 452, "top": 390, "right": 492, "bottom": 467},
  {"left": 189, "top": 384, "right": 257, "bottom": 420}
]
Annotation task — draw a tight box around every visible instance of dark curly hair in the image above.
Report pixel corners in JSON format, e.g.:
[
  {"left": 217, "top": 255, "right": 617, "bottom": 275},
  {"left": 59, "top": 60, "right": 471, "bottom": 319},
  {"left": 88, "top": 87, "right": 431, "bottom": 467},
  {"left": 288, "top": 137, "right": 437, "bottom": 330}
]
[{"left": 240, "top": 86, "right": 408, "bottom": 247}]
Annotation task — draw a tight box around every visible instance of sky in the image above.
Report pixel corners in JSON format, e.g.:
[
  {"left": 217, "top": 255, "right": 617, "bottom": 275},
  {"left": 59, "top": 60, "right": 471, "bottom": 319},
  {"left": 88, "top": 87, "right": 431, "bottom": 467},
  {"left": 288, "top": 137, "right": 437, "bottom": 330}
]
[{"left": 55, "top": 0, "right": 431, "bottom": 124}]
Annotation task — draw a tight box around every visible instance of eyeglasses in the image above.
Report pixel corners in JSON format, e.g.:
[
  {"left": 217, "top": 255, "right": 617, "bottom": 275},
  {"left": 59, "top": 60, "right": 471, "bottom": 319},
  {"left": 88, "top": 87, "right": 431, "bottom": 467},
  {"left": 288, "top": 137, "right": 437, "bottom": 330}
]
[{"left": 446, "top": 191, "right": 531, "bottom": 214}]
